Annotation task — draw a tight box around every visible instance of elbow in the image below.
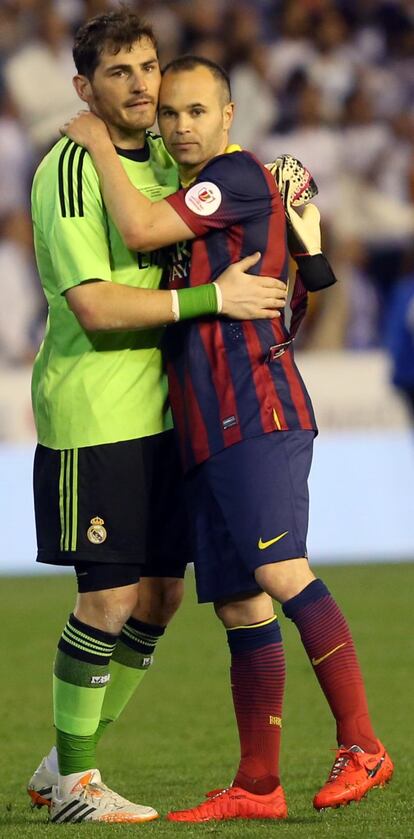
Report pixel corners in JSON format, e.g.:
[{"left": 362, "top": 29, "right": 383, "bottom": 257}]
[
  {"left": 66, "top": 281, "right": 109, "bottom": 331},
  {"left": 75, "top": 306, "right": 102, "bottom": 332},
  {"left": 124, "top": 232, "right": 144, "bottom": 251},
  {"left": 122, "top": 223, "right": 158, "bottom": 252},
  {"left": 69, "top": 298, "right": 103, "bottom": 331},
  {"left": 124, "top": 232, "right": 154, "bottom": 252},
  {"left": 119, "top": 220, "right": 145, "bottom": 251}
]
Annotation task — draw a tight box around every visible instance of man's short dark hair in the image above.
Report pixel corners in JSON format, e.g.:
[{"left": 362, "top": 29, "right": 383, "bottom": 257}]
[
  {"left": 73, "top": 9, "right": 157, "bottom": 79},
  {"left": 162, "top": 56, "right": 232, "bottom": 104}
]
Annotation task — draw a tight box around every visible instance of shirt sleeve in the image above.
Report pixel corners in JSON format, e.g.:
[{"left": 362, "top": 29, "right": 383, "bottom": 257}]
[
  {"left": 33, "top": 145, "right": 112, "bottom": 294},
  {"left": 165, "top": 152, "right": 277, "bottom": 237}
]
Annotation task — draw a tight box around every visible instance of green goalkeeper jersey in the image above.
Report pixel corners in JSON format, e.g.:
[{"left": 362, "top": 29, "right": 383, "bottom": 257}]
[{"left": 31, "top": 133, "right": 179, "bottom": 450}]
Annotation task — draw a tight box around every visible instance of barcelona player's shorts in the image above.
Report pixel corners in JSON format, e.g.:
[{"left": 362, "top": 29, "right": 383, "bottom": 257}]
[
  {"left": 185, "top": 430, "right": 315, "bottom": 603},
  {"left": 33, "top": 430, "right": 190, "bottom": 586}
]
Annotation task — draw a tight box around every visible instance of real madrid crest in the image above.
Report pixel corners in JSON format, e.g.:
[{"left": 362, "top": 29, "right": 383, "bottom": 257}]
[{"left": 87, "top": 516, "right": 107, "bottom": 545}]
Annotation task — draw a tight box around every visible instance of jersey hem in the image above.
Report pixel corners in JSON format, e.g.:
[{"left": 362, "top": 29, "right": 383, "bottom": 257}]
[
  {"left": 196, "top": 582, "right": 261, "bottom": 604},
  {"left": 35, "top": 424, "right": 174, "bottom": 451},
  {"left": 186, "top": 425, "right": 318, "bottom": 473},
  {"left": 36, "top": 549, "right": 145, "bottom": 567}
]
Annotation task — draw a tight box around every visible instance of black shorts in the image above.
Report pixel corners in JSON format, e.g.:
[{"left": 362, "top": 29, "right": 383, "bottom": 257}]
[{"left": 33, "top": 431, "right": 189, "bottom": 578}]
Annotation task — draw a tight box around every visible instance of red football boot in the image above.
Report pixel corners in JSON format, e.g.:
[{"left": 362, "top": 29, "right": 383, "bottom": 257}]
[
  {"left": 167, "top": 785, "right": 288, "bottom": 822},
  {"left": 313, "top": 741, "right": 394, "bottom": 810}
]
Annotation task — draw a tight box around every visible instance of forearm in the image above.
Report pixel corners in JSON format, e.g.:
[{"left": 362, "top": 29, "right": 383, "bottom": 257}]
[
  {"left": 68, "top": 282, "right": 175, "bottom": 331},
  {"left": 86, "top": 138, "right": 191, "bottom": 250},
  {"left": 88, "top": 139, "right": 155, "bottom": 247},
  {"left": 67, "top": 281, "right": 219, "bottom": 332}
]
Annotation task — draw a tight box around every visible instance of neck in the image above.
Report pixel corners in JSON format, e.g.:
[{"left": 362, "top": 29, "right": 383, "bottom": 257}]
[
  {"left": 178, "top": 137, "right": 229, "bottom": 186},
  {"left": 106, "top": 125, "right": 147, "bottom": 150},
  {"left": 178, "top": 161, "right": 205, "bottom": 185}
]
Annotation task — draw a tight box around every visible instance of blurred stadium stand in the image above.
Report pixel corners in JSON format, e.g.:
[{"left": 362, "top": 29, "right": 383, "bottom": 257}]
[{"left": 0, "top": 0, "right": 413, "bottom": 573}]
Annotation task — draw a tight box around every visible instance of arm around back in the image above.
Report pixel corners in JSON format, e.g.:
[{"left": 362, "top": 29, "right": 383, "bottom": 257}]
[
  {"left": 65, "top": 280, "right": 175, "bottom": 331},
  {"left": 65, "top": 255, "right": 288, "bottom": 331},
  {"left": 60, "top": 112, "right": 194, "bottom": 251}
]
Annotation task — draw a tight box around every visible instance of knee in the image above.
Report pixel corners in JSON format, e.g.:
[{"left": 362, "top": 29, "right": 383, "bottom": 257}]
[
  {"left": 254, "top": 558, "right": 316, "bottom": 604},
  {"left": 133, "top": 577, "right": 185, "bottom": 626},
  {"left": 214, "top": 600, "right": 242, "bottom": 628},
  {"left": 214, "top": 592, "right": 274, "bottom": 629},
  {"left": 75, "top": 584, "right": 139, "bottom": 635}
]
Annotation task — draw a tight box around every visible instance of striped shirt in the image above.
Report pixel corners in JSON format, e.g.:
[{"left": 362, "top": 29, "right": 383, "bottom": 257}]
[{"left": 165, "top": 149, "right": 317, "bottom": 472}]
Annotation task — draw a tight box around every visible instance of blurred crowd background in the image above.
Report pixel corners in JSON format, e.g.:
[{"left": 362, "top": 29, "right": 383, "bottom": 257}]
[{"left": 0, "top": 0, "right": 413, "bottom": 412}]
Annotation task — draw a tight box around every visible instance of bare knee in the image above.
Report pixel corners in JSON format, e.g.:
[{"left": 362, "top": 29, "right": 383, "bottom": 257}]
[
  {"left": 254, "top": 557, "right": 316, "bottom": 604},
  {"left": 75, "top": 583, "right": 140, "bottom": 635},
  {"left": 132, "top": 577, "right": 185, "bottom": 626},
  {"left": 214, "top": 591, "right": 274, "bottom": 629}
]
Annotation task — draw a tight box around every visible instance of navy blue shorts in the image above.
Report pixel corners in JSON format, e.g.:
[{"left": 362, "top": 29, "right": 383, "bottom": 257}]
[{"left": 185, "top": 430, "right": 315, "bottom": 603}]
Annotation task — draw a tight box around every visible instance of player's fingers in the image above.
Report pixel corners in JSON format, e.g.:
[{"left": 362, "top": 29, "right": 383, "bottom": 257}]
[
  {"left": 266, "top": 301, "right": 285, "bottom": 311},
  {"left": 60, "top": 115, "right": 81, "bottom": 136},
  {"left": 263, "top": 289, "right": 286, "bottom": 306},
  {"left": 236, "top": 251, "right": 261, "bottom": 271},
  {"left": 262, "top": 289, "right": 286, "bottom": 302},
  {"left": 250, "top": 300, "right": 282, "bottom": 318},
  {"left": 62, "top": 111, "right": 93, "bottom": 132},
  {"left": 256, "top": 277, "right": 287, "bottom": 292},
  {"left": 255, "top": 296, "right": 285, "bottom": 313},
  {"left": 255, "top": 309, "right": 281, "bottom": 319}
]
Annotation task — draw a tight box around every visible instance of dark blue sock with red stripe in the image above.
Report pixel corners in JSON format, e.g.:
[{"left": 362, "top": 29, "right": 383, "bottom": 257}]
[
  {"left": 283, "top": 579, "right": 377, "bottom": 752},
  {"left": 227, "top": 616, "right": 285, "bottom": 794}
]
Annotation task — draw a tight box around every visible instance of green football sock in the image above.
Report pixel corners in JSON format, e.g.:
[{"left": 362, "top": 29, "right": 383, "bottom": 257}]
[
  {"left": 53, "top": 613, "right": 117, "bottom": 775},
  {"left": 94, "top": 617, "right": 165, "bottom": 745},
  {"left": 55, "top": 729, "right": 98, "bottom": 776},
  {"left": 94, "top": 660, "right": 147, "bottom": 743}
]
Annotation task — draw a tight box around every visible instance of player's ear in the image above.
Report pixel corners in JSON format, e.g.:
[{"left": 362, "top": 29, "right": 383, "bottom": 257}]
[
  {"left": 223, "top": 101, "right": 234, "bottom": 130},
  {"left": 73, "top": 74, "right": 93, "bottom": 106}
]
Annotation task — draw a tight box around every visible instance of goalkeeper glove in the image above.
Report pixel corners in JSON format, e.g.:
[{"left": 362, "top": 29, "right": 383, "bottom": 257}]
[{"left": 266, "top": 155, "right": 337, "bottom": 292}]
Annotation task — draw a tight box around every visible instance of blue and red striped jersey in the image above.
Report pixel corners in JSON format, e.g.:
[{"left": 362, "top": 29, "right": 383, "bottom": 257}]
[{"left": 165, "top": 149, "right": 317, "bottom": 471}]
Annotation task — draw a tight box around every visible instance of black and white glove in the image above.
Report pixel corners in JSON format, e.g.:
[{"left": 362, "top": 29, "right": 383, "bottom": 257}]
[{"left": 265, "top": 155, "right": 337, "bottom": 292}]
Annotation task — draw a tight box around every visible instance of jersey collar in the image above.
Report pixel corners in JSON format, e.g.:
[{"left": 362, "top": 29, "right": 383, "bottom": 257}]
[
  {"left": 180, "top": 143, "right": 242, "bottom": 187},
  {"left": 114, "top": 142, "right": 150, "bottom": 162}
]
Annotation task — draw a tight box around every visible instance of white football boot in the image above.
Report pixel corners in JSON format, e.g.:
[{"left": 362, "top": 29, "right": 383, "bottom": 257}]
[
  {"left": 49, "top": 769, "right": 158, "bottom": 824},
  {"left": 28, "top": 750, "right": 58, "bottom": 808}
]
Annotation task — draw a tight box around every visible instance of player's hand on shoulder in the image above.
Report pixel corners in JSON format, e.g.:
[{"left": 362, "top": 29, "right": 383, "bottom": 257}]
[
  {"left": 60, "top": 110, "right": 111, "bottom": 151},
  {"left": 216, "top": 252, "right": 287, "bottom": 321}
]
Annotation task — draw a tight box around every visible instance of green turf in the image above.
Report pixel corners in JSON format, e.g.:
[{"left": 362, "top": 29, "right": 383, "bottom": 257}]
[{"left": 1, "top": 563, "right": 413, "bottom": 838}]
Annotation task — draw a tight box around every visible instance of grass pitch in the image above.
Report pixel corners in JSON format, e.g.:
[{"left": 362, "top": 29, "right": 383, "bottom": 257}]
[{"left": 1, "top": 563, "right": 413, "bottom": 838}]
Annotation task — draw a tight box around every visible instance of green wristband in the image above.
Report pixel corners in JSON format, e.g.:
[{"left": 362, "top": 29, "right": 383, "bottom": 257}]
[{"left": 176, "top": 284, "right": 219, "bottom": 320}]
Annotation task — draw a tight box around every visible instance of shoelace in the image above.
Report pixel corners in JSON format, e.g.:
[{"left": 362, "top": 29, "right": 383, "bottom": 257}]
[
  {"left": 205, "top": 788, "right": 231, "bottom": 802},
  {"left": 80, "top": 783, "right": 124, "bottom": 809},
  {"left": 328, "top": 752, "right": 353, "bottom": 782}
]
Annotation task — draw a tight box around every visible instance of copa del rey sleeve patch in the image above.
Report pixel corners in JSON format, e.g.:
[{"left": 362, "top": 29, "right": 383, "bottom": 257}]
[{"left": 184, "top": 181, "right": 222, "bottom": 216}]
